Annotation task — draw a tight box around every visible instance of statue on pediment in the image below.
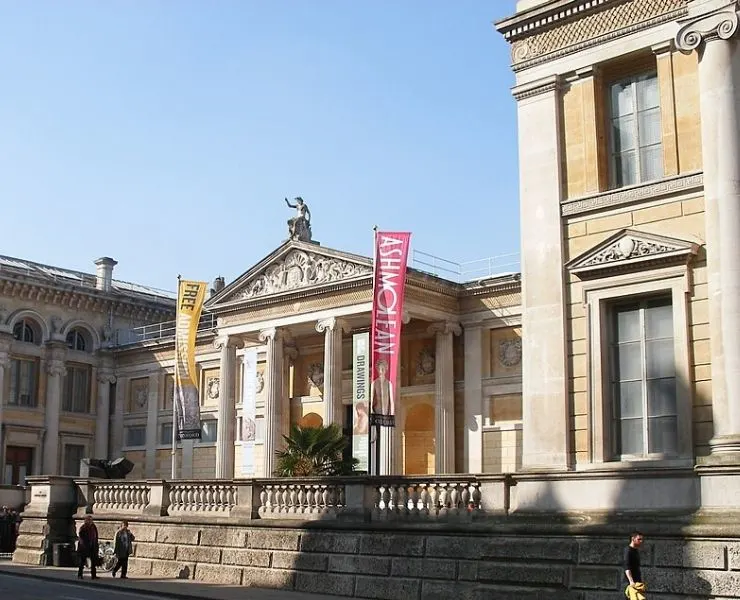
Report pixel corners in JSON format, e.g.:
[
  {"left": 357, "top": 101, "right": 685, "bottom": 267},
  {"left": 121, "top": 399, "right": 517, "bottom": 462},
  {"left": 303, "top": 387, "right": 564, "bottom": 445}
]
[{"left": 285, "top": 197, "right": 312, "bottom": 242}]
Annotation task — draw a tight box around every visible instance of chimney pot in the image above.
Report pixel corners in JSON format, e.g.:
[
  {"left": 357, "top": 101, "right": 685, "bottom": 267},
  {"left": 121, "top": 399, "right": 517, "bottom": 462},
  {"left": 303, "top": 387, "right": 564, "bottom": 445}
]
[{"left": 94, "top": 257, "right": 118, "bottom": 292}]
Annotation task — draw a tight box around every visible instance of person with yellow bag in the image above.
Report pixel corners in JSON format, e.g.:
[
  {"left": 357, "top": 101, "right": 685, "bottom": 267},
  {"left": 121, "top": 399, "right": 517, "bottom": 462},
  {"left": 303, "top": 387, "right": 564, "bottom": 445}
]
[{"left": 624, "top": 531, "right": 647, "bottom": 599}]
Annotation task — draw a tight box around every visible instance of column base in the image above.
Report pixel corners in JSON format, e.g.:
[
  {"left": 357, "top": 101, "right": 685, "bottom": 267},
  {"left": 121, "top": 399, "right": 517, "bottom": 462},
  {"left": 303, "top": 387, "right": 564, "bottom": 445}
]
[{"left": 708, "top": 435, "right": 740, "bottom": 456}]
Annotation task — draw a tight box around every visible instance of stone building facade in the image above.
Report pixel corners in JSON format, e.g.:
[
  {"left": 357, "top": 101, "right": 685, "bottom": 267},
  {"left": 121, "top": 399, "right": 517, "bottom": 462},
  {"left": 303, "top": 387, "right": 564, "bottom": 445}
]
[{"left": 0, "top": 256, "right": 174, "bottom": 484}]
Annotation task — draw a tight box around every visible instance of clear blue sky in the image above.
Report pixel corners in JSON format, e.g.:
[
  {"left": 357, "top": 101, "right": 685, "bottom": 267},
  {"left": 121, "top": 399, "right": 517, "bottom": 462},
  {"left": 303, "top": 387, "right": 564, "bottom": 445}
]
[{"left": 1, "top": 1, "right": 520, "bottom": 292}]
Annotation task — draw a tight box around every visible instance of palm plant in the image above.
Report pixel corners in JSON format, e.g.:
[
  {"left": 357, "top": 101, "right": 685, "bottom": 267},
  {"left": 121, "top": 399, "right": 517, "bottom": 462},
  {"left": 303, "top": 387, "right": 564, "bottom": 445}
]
[{"left": 274, "top": 423, "right": 359, "bottom": 477}]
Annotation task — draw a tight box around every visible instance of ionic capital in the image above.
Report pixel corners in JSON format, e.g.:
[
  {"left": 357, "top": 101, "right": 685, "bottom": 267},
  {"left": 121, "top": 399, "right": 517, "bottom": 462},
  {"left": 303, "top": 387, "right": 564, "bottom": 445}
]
[
  {"left": 258, "top": 327, "right": 281, "bottom": 343},
  {"left": 46, "top": 360, "right": 67, "bottom": 378},
  {"left": 316, "top": 317, "right": 349, "bottom": 334},
  {"left": 676, "top": 2, "right": 739, "bottom": 53},
  {"left": 97, "top": 370, "right": 117, "bottom": 385},
  {"left": 428, "top": 321, "right": 462, "bottom": 337},
  {"left": 214, "top": 335, "right": 244, "bottom": 351}
]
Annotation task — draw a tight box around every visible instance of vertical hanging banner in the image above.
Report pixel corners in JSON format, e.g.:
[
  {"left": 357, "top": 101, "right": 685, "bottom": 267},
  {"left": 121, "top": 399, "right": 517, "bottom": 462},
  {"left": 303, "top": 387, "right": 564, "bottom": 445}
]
[
  {"left": 174, "top": 280, "right": 207, "bottom": 441},
  {"left": 352, "top": 332, "right": 370, "bottom": 472},
  {"left": 370, "top": 231, "right": 411, "bottom": 428},
  {"left": 241, "top": 347, "right": 258, "bottom": 475}
]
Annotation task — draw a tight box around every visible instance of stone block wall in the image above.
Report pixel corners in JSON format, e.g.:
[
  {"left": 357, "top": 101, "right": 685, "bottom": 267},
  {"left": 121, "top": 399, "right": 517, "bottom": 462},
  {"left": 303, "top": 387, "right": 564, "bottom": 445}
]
[{"left": 40, "top": 516, "right": 739, "bottom": 599}]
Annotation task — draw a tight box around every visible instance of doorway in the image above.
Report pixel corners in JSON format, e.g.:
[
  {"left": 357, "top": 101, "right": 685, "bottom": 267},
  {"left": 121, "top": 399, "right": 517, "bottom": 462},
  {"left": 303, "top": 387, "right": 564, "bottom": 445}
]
[
  {"left": 4, "top": 446, "right": 33, "bottom": 485},
  {"left": 402, "top": 403, "right": 435, "bottom": 475}
]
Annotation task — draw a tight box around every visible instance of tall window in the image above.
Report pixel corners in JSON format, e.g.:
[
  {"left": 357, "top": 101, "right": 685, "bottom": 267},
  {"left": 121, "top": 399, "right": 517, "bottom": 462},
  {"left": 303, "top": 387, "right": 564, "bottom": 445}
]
[
  {"left": 13, "top": 319, "right": 38, "bottom": 344},
  {"left": 160, "top": 422, "right": 173, "bottom": 445},
  {"left": 9, "top": 358, "right": 38, "bottom": 407},
  {"left": 609, "top": 72, "right": 663, "bottom": 188},
  {"left": 200, "top": 420, "right": 218, "bottom": 443},
  {"left": 125, "top": 426, "right": 146, "bottom": 447},
  {"left": 66, "top": 328, "right": 88, "bottom": 352},
  {"left": 63, "top": 365, "right": 91, "bottom": 413},
  {"left": 610, "top": 297, "right": 677, "bottom": 458},
  {"left": 63, "top": 444, "right": 85, "bottom": 476}
]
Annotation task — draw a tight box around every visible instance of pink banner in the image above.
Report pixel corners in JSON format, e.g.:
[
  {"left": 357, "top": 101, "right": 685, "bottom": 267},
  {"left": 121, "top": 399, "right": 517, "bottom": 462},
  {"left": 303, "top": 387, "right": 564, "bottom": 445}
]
[{"left": 370, "top": 230, "right": 411, "bottom": 427}]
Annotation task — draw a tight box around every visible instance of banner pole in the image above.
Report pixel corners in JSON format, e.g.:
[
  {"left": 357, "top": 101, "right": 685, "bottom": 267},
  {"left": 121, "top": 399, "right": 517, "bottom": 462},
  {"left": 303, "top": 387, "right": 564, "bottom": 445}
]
[
  {"left": 369, "top": 226, "right": 378, "bottom": 476},
  {"left": 171, "top": 274, "right": 181, "bottom": 480}
]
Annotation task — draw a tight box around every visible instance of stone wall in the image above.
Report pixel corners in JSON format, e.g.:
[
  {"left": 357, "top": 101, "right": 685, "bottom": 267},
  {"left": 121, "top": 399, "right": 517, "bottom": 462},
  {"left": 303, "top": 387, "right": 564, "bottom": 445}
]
[{"left": 25, "top": 515, "right": 738, "bottom": 599}]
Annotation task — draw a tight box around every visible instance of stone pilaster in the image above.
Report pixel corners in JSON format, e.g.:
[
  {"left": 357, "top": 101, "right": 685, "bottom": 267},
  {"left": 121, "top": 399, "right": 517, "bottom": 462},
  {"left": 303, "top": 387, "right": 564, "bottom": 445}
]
[
  {"left": 144, "top": 370, "right": 161, "bottom": 478},
  {"left": 43, "top": 343, "right": 66, "bottom": 475},
  {"left": 316, "top": 317, "right": 348, "bottom": 427},
  {"left": 0, "top": 332, "right": 11, "bottom": 476},
  {"left": 677, "top": 1, "right": 740, "bottom": 455},
  {"left": 430, "top": 322, "right": 461, "bottom": 474},
  {"left": 215, "top": 336, "right": 242, "bottom": 478},
  {"left": 259, "top": 327, "right": 283, "bottom": 477},
  {"left": 512, "top": 74, "right": 569, "bottom": 470},
  {"left": 283, "top": 339, "right": 298, "bottom": 441},
  {"left": 110, "top": 375, "right": 126, "bottom": 459},
  {"left": 94, "top": 359, "right": 116, "bottom": 460},
  {"left": 463, "top": 324, "right": 484, "bottom": 473}
]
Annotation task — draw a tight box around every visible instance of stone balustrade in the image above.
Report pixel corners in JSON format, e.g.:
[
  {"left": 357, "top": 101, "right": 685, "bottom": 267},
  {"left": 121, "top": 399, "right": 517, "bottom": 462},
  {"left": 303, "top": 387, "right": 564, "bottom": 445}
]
[{"left": 55, "top": 474, "right": 511, "bottom": 522}]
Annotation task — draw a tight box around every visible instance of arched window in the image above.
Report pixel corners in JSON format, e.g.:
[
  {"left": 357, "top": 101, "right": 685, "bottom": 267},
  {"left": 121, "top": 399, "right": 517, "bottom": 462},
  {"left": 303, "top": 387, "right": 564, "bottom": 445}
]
[
  {"left": 13, "top": 319, "right": 38, "bottom": 344},
  {"left": 66, "top": 328, "right": 88, "bottom": 352}
]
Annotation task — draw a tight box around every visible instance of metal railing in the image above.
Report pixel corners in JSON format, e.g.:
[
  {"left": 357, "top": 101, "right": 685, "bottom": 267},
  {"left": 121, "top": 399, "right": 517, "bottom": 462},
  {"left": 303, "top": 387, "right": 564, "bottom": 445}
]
[
  {"left": 114, "top": 313, "right": 217, "bottom": 346},
  {"left": 412, "top": 250, "right": 520, "bottom": 283}
]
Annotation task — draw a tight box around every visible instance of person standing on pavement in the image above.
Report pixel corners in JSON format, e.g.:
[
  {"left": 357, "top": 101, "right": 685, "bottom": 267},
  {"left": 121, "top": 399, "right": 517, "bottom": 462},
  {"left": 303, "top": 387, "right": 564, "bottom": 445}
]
[
  {"left": 111, "top": 520, "right": 135, "bottom": 579},
  {"left": 76, "top": 515, "right": 99, "bottom": 580},
  {"left": 624, "top": 531, "right": 647, "bottom": 599}
]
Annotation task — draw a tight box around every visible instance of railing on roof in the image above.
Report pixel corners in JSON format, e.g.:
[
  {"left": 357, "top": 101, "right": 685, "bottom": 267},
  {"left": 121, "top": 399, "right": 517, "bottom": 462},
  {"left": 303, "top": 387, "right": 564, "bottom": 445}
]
[
  {"left": 412, "top": 250, "right": 520, "bottom": 283},
  {"left": 114, "top": 313, "right": 217, "bottom": 346}
]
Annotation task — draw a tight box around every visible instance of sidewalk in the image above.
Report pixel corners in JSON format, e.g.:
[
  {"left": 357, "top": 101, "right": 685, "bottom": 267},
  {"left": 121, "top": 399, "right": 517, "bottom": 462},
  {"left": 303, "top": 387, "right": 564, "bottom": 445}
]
[{"left": 0, "top": 561, "right": 351, "bottom": 600}]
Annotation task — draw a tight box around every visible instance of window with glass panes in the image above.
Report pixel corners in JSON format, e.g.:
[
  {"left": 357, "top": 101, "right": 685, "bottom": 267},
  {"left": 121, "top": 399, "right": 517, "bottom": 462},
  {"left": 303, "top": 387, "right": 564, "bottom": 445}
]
[
  {"left": 200, "top": 420, "right": 218, "bottom": 443},
  {"left": 9, "top": 358, "right": 38, "bottom": 407},
  {"left": 63, "top": 444, "right": 85, "bottom": 476},
  {"left": 609, "top": 297, "right": 677, "bottom": 458},
  {"left": 62, "top": 365, "right": 91, "bottom": 413},
  {"left": 125, "top": 426, "right": 146, "bottom": 447},
  {"left": 160, "top": 422, "right": 173, "bottom": 445},
  {"left": 609, "top": 72, "right": 663, "bottom": 188}
]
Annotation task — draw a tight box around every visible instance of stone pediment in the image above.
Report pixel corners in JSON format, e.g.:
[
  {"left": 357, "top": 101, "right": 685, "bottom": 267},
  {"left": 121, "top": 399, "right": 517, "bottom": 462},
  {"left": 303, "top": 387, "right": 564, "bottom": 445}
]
[
  {"left": 566, "top": 229, "right": 699, "bottom": 278},
  {"left": 209, "top": 242, "right": 373, "bottom": 306}
]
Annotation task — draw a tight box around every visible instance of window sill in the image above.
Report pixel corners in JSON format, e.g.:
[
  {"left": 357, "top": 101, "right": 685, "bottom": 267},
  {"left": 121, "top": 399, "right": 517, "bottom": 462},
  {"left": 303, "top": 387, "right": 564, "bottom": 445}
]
[
  {"left": 560, "top": 171, "right": 703, "bottom": 217},
  {"left": 575, "top": 457, "right": 695, "bottom": 472},
  {"left": 122, "top": 446, "right": 146, "bottom": 452},
  {"left": 4, "top": 404, "right": 41, "bottom": 411}
]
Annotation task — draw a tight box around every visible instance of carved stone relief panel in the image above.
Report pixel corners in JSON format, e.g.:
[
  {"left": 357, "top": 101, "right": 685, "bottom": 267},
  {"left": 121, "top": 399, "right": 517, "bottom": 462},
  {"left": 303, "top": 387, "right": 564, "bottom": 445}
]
[
  {"left": 490, "top": 328, "right": 523, "bottom": 379},
  {"left": 201, "top": 369, "right": 220, "bottom": 407},
  {"left": 128, "top": 377, "right": 149, "bottom": 413}
]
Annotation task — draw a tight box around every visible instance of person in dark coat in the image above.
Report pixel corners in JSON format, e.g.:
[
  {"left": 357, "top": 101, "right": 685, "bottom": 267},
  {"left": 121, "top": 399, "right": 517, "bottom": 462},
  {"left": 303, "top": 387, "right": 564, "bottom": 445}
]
[
  {"left": 111, "top": 520, "right": 135, "bottom": 579},
  {"left": 76, "top": 515, "right": 99, "bottom": 579}
]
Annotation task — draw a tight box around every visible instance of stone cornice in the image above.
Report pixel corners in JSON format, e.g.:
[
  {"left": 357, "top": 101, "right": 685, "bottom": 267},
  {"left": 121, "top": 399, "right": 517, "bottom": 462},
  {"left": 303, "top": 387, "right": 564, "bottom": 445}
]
[
  {"left": 676, "top": 1, "right": 739, "bottom": 53},
  {"left": 561, "top": 171, "right": 704, "bottom": 217},
  {"left": 512, "top": 75, "right": 560, "bottom": 101},
  {"left": 0, "top": 274, "right": 174, "bottom": 321},
  {"left": 496, "top": 0, "right": 688, "bottom": 72}
]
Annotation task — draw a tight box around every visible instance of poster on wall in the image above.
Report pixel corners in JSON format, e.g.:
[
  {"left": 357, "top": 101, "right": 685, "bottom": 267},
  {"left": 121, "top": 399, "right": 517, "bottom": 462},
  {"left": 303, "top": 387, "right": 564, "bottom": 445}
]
[
  {"left": 174, "top": 279, "right": 207, "bottom": 441},
  {"left": 369, "top": 231, "right": 411, "bottom": 428},
  {"left": 352, "top": 331, "right": 370, "bottom": 472},
  {"left": 241, "top": 347, "right": 258, "bottom": 475}
]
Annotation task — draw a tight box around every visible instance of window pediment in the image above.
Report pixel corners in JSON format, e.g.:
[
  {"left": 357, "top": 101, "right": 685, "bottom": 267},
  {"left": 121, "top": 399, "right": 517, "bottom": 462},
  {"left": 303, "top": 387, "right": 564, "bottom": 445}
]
[{"left": 566, "top": 229, "right": 699, "bottom": 279}]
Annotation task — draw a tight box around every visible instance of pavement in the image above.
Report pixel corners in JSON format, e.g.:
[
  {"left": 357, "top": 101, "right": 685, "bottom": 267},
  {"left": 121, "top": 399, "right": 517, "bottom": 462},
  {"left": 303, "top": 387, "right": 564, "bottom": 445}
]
[{"left": 0, "top": 561, "right": 351, "bottom": 600}]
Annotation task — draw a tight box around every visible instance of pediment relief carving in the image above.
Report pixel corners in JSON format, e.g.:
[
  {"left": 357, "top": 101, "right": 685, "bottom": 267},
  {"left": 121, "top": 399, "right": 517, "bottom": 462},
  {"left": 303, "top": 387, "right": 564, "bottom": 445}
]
[
  {"left": 219, "top": 247, "right": 372, "bottom": 304},
  {"left": 566, "top": 229, "right": 699, "bottom": 278}
]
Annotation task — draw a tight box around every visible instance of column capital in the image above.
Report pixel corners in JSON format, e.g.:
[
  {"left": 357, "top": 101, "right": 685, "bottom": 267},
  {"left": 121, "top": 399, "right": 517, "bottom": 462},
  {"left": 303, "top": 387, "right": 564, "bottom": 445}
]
[
  {"left": 258, "top": 327, "right": 281, "bottom": 343},
  {"left": 676, "top": 2, "right": 739, "bottom": 53},
  {"left": 97, "top": 370, "right": 117, "bottom": 385},
  {"left": 315, "top": 316, "right": 349, "bottom": 334},
  {"left": 284, "top": 340, "right": 298, "bottom": 362},
  {"left": 45, "top": 359, "right": 67, "bottom": 377},
  {"left": 428, "top": 321, "right": 462, "bottom": 336},
  {"left": 214, "top": 335, "right": 244, "bottom": 351},
  {"left": 0, "top": 351, "right": 10, "bottom": 370}
]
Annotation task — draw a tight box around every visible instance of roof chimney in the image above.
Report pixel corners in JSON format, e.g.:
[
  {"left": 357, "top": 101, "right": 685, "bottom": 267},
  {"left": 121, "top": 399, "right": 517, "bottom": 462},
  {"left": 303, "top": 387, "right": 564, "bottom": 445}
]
[{"left": 94, "top": 257, "right": 118, "bottom": 292}]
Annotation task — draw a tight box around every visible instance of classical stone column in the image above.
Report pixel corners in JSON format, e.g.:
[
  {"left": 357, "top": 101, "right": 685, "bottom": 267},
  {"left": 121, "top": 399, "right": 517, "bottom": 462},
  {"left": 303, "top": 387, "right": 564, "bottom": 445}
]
[
  {"left": 677, "top": 1, "right": 740, "bottom": 454},
  {"left": 144, "top": 370, "right": 161, "bottom": 478},
  {"left": 430, "top": 322, "right": 461, "bottom": 474},
  {"left": 316, "top": 317, "right": 348, "bottom": 427},
  {"left": 0, "top": 332, "right": 11, "bottom": 475},
  {"left": 463, "top": 324, "right": 484, "bottom": 473},
  {"left": 94, "top": 361, "right": 116, "bottom": 459},
  {"left": 512, "top": 74, "right": 569, "bottom": 470},
  {"left": 215, "top": 336, "right": 241, "bottom": 478},
  {"left": 283, "top": 340, "right": 298, "bottom": 440},
  {"left": 109, "top": 375, "right": 126, "bottom": 459},
  {"left": 43, "top": 344, "right": 66, "bottom": 475},
  {"left": 259, "top": 327, "right": 283, "bottom": 477}
]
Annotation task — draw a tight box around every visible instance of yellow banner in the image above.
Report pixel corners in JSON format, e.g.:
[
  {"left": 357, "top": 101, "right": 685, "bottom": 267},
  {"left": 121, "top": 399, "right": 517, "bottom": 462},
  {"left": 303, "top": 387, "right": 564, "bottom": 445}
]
[{"left": 174, "top": 280, "right": 207, "bottom": 440}]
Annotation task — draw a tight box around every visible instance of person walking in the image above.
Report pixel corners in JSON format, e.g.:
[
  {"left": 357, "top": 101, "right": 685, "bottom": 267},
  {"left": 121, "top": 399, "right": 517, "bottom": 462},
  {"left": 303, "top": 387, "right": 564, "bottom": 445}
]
[
  {"left": 624, "top": 531, "right": 647, "bottom": 599},
  {"left": 76, "top": 515, "right": 99, "bottom": 580},
  {"left": 111, "top": 520, "right": 135, "bottom": 579}
]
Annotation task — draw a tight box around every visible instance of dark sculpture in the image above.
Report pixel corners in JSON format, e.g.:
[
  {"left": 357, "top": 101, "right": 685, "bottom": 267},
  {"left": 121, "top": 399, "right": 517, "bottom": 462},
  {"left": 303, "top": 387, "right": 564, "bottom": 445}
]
[{"left": 285, "top": 197, "right": 312, "bottom": 242}]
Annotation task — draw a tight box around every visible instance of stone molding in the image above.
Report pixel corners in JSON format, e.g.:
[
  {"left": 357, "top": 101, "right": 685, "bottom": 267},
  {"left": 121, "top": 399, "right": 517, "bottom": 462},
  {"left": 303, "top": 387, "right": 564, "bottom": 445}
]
[
  {"left": 512, "top": 75, "right": 560, "bottom": 102},
  {"left": 676, "top": 1, "right": 739, "bottom": 52},
  {"left": 498, "top": 0, "right": 688, "bottom": 71},
  {"left": 566, "top": 228, "right": 700, "bottom": 278},
  {"left": 561, "top": 172, "right": 704, "bottom": 216}
]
